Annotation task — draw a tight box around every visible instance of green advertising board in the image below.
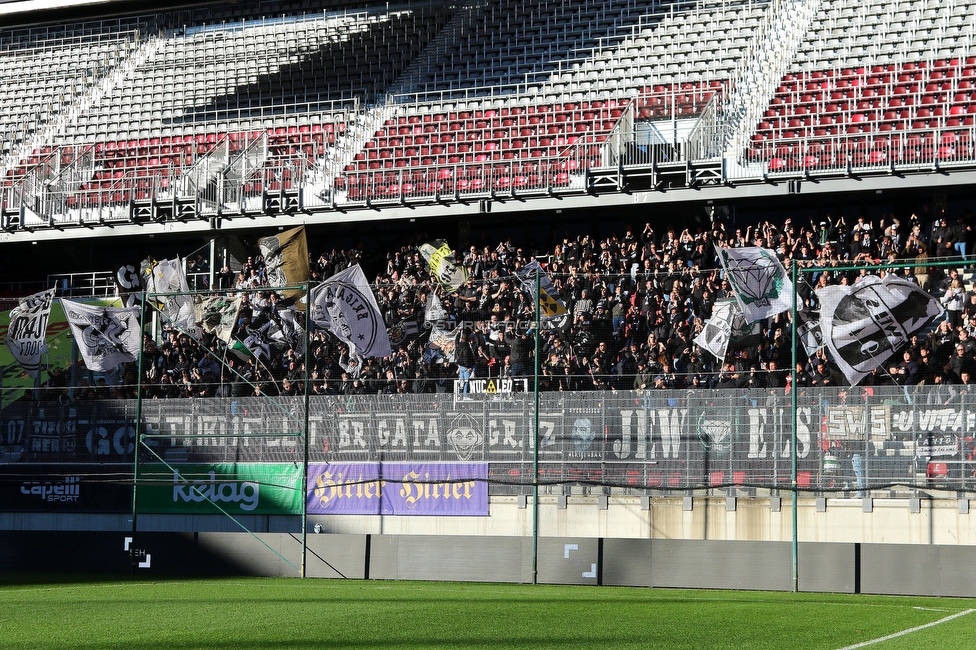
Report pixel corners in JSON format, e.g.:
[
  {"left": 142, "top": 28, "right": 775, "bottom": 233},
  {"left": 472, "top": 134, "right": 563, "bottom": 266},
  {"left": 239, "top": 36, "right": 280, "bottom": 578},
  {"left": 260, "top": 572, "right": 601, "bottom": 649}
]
[{"left": 136, "top": 463, "right": 303, "bottom": 515}]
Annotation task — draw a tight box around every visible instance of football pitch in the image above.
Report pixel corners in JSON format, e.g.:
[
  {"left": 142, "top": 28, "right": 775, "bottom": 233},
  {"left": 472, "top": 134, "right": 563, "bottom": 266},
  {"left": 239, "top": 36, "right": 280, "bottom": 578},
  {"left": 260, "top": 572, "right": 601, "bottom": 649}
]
[{"left": 0, "top": 575, "right": 974, "bottom": 649}]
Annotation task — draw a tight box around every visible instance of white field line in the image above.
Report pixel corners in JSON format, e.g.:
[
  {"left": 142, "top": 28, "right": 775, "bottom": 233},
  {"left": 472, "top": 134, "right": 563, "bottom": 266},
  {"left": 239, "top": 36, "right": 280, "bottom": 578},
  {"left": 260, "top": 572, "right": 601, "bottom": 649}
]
[{"left": 836, "top": 608, "right": 976, "bottom": 650}]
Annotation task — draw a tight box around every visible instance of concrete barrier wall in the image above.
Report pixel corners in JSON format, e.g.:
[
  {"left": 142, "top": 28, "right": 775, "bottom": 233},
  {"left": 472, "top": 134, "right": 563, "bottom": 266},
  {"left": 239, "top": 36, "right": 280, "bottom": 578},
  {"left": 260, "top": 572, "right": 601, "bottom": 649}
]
[
  {"left": 2, "top": 497, "right": 974, "bottom": 549},
  {"left": 0, "top": 531, "right": 972, "bottom": 596}
]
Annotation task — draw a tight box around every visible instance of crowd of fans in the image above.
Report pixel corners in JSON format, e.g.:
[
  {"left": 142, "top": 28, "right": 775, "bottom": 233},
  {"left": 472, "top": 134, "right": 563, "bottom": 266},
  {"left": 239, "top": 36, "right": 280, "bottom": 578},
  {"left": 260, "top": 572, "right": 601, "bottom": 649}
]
[{"left": 44, "top": 206, "right": 976, "bottom": 400}]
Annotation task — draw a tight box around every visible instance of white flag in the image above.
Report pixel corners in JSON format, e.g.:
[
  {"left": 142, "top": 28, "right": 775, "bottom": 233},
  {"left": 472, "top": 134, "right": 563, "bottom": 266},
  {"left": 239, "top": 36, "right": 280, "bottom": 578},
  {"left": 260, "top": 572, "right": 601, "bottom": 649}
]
[
  {"left": 817, "top": 275, "right": 943, "bottom": 386},
  {"left": 693, "top": 299, "right": 759, "bottom": 361},
  {"left": 514, "top": 260, "right": 568, "bottom": 319},
  {"left": 62, "top": 300, "right": 141, "bottom": 372},
  {"left": 142, "top": 257, "right": 195, "bottom": 333},
  {"left": 310, "top": 264, "right": 392, "bottom": 359},
  {"left": 424, "top": 291, "right": 449, "bottom": 325},
  {"left": 425, "top": 322, "right": 457, "bottom": 363},
  {"left": 5, "top": 288, "right": 56, "bottom": 378},
  {"left": 193, "top": 294, "right": 241, "bottom": 344},
  {"left": 715, "top": 245, "right": 794, "bottom": 323},
  {"left": 694, "top": 300, "right": 735, "bottom": 361}
]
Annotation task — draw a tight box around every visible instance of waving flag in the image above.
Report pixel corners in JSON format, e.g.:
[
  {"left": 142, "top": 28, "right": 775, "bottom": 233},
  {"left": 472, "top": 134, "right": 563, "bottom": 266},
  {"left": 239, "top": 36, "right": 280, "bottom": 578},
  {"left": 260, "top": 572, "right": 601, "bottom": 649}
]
[
  {"left": 62, "top": 300, "right": 141, "bottom": 372},
  {"left": 514, "top": 260, "right": 568, "bottom": 319},
  {"left": 694, "top": 299, "right": 759, "bottom": 361},
  {"left": 796, "top": 309, "right": 824, "bottom": 357},
  {"left": 424, "top": 291, "right": 449, "bottom": 325},
  {"left": 4, "top": 288, "right": 56, "bottom": 378},
  {"left": 419, "top": 240, "right": 467, "bottom": 292},
  {"left": 258, "top": 225, "right": 309, "bottom": 307},
  {"left": 817, "top": 275, "right": 943, "bottom": 386},
  {"left": 310, "top": 264, "right": 392, "bottom": 359},
  {"left": 275, "top": 307, "right": 307, "bottom": 357},
  {"left": 240, "top": 319, "right": 282, "bottom": 365},
  {"left": 425, "top": 322, "right": 457, "bottom": 363},
  {"left": 715, "top": 245, "right": 793, "bottom": 323},
  {"left": 694, "top": 300, "right": 736, "bottom": 361},
  {"left": 193, "top": 294, "right": 241, "bottom": 343},
  {"left": 141, "top": 257, "right": 195, "bottom": 333}
]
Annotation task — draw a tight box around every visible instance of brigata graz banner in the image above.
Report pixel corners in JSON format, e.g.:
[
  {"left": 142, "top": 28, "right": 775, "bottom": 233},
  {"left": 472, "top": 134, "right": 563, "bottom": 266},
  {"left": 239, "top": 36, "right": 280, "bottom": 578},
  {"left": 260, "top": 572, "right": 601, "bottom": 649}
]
[
  {"left": 0, "top": 464, "right": 131, "bottom": 512},
  {"left": 136, "top": 463, "right": 302, "bottom": 515},
  {"left": 306, "top": 462, "right": 488, "bottom": 515},
  {"left": 1, "top": 388, "right": 974, "bottom": 494}
]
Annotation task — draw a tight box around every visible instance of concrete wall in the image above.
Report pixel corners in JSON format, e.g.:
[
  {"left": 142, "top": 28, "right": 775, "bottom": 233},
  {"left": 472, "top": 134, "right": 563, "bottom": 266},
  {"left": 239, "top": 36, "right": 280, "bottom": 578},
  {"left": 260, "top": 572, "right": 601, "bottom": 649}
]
[
  {"left": 3, "top": 495, "right": 975, "bottom": 547},
  {"left": 0, "top": 530, "right": 973, "bottom": 597}
]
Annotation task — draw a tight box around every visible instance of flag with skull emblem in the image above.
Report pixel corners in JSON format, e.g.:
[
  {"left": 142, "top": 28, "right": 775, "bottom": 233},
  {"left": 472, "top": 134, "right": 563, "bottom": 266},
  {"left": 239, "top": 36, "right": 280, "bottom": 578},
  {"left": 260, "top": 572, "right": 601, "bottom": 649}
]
[
  {"left": 61, "top": 299, "right": 141, "bottom": 372},
  {"left": 310, "top": 264, "right": 392, "bottom": 359},
  {"left": 258, "top": 226, "right": 309, "bottom": 308}
]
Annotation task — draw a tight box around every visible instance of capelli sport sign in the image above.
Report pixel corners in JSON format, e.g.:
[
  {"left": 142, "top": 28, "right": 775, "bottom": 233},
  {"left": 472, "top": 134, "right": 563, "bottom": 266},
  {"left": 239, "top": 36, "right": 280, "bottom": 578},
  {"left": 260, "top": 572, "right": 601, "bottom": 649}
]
[{"left": 136, "top": 463, "right": 302, "bottom": 514}]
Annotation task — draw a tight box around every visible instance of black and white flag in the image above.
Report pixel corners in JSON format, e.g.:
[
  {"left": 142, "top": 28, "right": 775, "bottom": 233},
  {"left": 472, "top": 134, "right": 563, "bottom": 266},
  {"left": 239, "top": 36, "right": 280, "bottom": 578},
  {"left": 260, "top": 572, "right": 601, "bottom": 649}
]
[
  {"left": 310, "top": 264, "right": 392, "bottom": 359},
  {"left": 424, "top": 292, "right": 449, "bottom": 325},
  {"left": 817, "top": 275, "right": 943, "bottom": 385},
  {"left": 694, "top": 300, "right": 736, "bottom": 361},
  {"left": 115, "top": 264, "right": 141, "bottom": 307},
  {"left": 389, "top": 320, "right": 421, "bottom": 347},
  {"left": 240, "top": 319, "right": 282, "bottom": 366},
  {"left": 275, "top": 307, "right": 306, "bottom": 357},
  {"left": 514, "top": 260, "right": 568, "bottom": 319},
  {"left": 141, "top": 257, "right": 195, "bottom": 334},
  {"left": 5, "top": 288, "right": 56, "bottom": 378},
  {"left": 796, "top": 309, "right": 824, "bottom": 358},
  {"left": 61, "top": 300, "right": 141, "bottom": 372},
  {"left": 694, "top": 299, "right": 759, "bottom": 361}
]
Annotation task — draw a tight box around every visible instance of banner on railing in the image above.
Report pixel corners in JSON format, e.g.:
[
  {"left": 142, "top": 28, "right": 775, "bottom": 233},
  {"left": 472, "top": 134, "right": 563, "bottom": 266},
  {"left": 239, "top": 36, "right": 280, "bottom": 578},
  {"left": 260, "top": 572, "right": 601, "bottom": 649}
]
[
  {"left": 0, "top": 464, "right": 132, "bottom": 512},
  {"left": 306, "top": 462, "right": 488, "bottom": 516},
  {"left": 0, "top": 389, "right": 973, "bottom": 494},
  {"left": 136, "top": 462, "right": 302, "bottom": 515}
]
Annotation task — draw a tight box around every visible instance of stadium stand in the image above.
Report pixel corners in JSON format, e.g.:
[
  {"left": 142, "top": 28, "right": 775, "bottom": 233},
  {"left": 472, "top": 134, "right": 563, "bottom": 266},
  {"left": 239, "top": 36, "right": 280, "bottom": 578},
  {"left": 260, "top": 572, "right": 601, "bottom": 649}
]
[{"left": 2, "top": 2, "right": 976, "bottom": 585}]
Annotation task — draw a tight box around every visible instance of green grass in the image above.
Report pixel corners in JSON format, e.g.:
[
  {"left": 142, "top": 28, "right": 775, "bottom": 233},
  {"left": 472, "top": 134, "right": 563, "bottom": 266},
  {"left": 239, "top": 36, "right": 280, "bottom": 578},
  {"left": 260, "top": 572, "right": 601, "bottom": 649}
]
[{"left": 0, "top": 575, "right": 973, "bottom": 649}]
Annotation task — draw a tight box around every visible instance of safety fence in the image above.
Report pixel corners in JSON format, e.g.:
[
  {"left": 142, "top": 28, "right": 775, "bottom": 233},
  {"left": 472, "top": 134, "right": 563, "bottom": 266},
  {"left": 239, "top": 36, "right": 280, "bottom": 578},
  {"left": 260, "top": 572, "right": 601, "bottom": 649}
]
[{"left": 0, "top": 385, "right": 973, "bottom": 517}]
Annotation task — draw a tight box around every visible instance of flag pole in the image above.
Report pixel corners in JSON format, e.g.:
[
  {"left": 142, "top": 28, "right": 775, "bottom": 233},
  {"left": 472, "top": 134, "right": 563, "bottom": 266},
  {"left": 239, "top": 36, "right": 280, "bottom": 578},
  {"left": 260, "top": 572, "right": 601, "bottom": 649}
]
[
  {"left": 532, "top": 271, "right": 540, "bottom": 585},
  {"left": 301, "top": 281, "right": 311, "bottom": 579},
  {"left": 130, "top": 288, "right": 148, "bottom": 557},
  {"left": 790, "top": 259, "right": 799, "bottom": 593}
]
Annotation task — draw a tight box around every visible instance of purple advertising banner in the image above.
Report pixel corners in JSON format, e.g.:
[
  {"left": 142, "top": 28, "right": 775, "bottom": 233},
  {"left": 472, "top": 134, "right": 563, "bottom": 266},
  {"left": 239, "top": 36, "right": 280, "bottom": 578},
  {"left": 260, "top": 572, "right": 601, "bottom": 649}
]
[{"left": 306, "top": 462, "right": 488, "bottom": 516}]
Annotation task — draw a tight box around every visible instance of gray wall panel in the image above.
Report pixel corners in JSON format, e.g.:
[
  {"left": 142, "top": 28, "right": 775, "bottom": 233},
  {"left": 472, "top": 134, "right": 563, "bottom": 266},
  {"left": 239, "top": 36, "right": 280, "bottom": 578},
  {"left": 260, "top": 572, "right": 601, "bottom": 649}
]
[
  {"left": 193, "top": 532, "right": 303, "bottom": 577},
  {"left": 537, "top": 538, "right": 600, "bottom": 586},
  {"left": 861, "top": 544, "right": 938, "bottom": 596},
  {"left": 798, "top": 543, "right": 856, "bottom": 594},
  {"left": 368, "top": 535, "right": 529, "bottom": 582},
  {"left": 367, "top": 534, "right": 400, "bottom": 580},
  {"left": 651, "top": 540, "right": 793, "bottom": 591},
  {"left": 861, "top": 544, "right": 976, "bottom": 597},
  {"left": 601, "top": 538, "right": 653, "bottom": 587},
  {"left": 305, "top": 534, "right": 368, "bottom": 579},
  {"left": 934, "top": 546, "right": 976, "bottom": 597}
]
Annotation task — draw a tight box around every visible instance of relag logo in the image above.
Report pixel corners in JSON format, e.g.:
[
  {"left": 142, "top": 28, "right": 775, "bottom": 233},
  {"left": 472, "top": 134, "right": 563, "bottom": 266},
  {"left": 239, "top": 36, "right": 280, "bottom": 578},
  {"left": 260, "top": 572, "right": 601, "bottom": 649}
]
[{"left": 172, "top": 470, "right": 259, "bottom": 511}]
